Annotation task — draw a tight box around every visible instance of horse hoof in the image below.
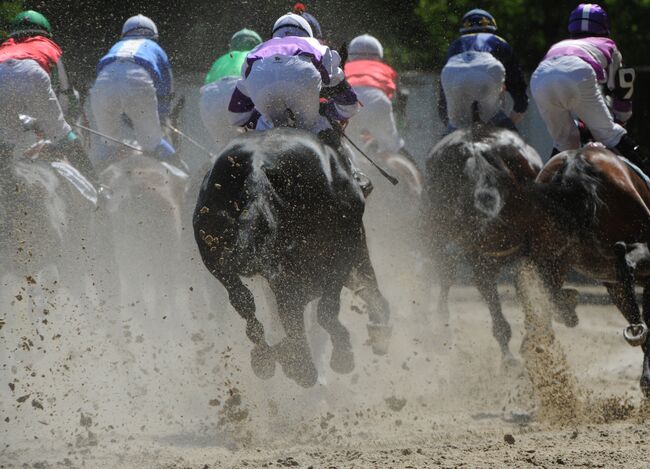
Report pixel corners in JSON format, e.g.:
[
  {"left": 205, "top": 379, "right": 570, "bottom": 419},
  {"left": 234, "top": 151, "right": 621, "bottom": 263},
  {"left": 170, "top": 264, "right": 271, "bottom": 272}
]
[
  {"left": 501, "top": 355, "right": 521, "bottom": 374},
  {"left": 250, "top": 344, "right": 275, "bottom": 380},
  {"left": 276, "top": 337, "right": 318, "bottom": 388},
  {"left": 293, "top": 366, "right": 319, "bottom": 388},
  {"left": 330, "top": 347, "right": 355, "bottom": 374},
  {"left": 555, "top": 288, "right": 579, "bottom": 328},
  {"left": 367, "top": 323, "right": 392, "bottom": 355}
]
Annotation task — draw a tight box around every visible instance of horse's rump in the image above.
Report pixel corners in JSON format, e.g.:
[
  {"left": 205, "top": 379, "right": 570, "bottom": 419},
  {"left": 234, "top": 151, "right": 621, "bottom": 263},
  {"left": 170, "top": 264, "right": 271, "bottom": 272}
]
[
  {"left": 533, "top": 146, "right": 650, "bottom": 280},
  {"left": 194, "top": 129, "right": 365, "bottom": 279},
  {"left": 424, "top": 125, "right": 541, "bottom": 252}
]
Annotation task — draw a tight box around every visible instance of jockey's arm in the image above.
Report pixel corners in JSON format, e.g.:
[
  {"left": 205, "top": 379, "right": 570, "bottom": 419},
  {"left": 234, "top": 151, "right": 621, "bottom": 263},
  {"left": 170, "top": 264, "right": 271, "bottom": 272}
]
[
  {"left": 319, "top": 48, "right": 360, "bottom": 124},
  {"left": 157, "top": 57, "right": 174, "bottom": 121},
  {"left": 53, "top": 58, "right": 82, "bottom": 122},
  {"left": 503, "top": 47, "right": 528, "bottom": 119},
  {"left": 609, "top": 66, "right": 635, "bottom": 125}
]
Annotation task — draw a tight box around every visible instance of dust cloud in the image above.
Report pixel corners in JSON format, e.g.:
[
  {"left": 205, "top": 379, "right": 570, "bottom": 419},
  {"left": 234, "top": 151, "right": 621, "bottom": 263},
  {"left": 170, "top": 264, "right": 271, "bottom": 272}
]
[{"left": 1, "top": 139, "right": 648, "bottom": 468}]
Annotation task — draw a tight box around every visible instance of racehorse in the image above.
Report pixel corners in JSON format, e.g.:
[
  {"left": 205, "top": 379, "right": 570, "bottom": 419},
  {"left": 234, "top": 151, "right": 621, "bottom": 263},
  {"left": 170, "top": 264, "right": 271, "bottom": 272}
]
[
  {"left": 529, "top": 143, "right": 650, "bottom": 396},
  {"left": 422, "top": 123, "right": 543, "bottom": 365},
  {"left": 193, "top": 128, "right": 391, "bottom": 387},
  {"left": 100, "top": 153, "right": 188, "bottom": 317},
  {"left": 0, "top": 144, "right": 100, "bottom": 302}
]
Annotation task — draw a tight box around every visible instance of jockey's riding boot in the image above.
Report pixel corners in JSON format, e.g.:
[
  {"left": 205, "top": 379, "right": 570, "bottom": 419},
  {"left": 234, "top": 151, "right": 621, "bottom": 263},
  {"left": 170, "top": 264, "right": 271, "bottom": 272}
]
[{"left": 615, "top": 134, "right": 650, "bottom": 176}]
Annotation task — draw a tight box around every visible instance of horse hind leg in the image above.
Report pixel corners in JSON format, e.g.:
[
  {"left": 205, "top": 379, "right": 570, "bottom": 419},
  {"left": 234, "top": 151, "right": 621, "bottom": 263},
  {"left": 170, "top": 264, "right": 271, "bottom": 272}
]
[
  {"left": 612, "top": 242, "right": 648, "bottom": 346},
  {"left": 217, "top": 272, "right": 275, "bottom": 380},
  {"left": 317, "top": 282, "right": 354, "bottom": 374},
  {"left": 473, "top": 259, "right": 518, "bottom": 369},
  {"left": 273, "top": 285, "right": 318, "bottom": 388},
  {"left": 640, "top": 280, "right": 650, "bottom": 397},
  {"left": 347, "top": 241, "right": 392, "bottom": 355}
]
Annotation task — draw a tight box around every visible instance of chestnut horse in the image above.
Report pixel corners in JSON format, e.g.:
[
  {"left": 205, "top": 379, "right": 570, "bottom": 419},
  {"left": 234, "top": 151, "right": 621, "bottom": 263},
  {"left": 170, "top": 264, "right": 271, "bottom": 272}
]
[
  {"left": 422, "top": 124, "right": 542, "bottom": 365},
  {"left": 530, "top": 143, "right": 650, "bottom": 396}
]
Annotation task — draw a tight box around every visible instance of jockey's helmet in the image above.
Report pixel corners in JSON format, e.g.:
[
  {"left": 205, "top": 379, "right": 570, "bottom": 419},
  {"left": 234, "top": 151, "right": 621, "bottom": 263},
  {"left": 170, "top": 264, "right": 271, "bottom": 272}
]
[
  {"left": 122, "top": 14, "right": 159, "bottom": 41},
  {"left": 10, "top": 10, "right": 52, "bottom": 37},
  {"left": 229, "top": 29, "right": 262, "bottom": 51},
  {"left": 568, "top": 3, "right": 610, "bottom": 37},
  {"left": 292, "top": 3, "right": 322, "bottom": 39},
  {"left": 272, "top": 13, "right": 313, "bottom": 39},
  {"left": 459, "top": 9, "right": 497, "bottom": 34},
  {"left": 349, "top": 34, "right": 384, "bottom": 61}
]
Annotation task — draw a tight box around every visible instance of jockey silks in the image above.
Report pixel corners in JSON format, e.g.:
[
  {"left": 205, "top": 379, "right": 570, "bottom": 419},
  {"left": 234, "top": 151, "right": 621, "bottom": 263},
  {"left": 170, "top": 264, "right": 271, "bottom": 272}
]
[
  {"left": 0, "top": 36, "right": 61, "bottom": 74},
  {"left": 446, "top": 32, "right": 528, "bottom": 114},
  {"left": 204, "top": 50, "right": 249, "bottom": 85},
  {"left": 344, "top": 59, "right": 403, "bottom": 154},
  {"left": 228, "top": 36, "right": 359, "bottom": 132},
  {"left": 345, "top": 60, "right": 397, "bottom": 100},
  {"left": 97, "top": 37, "right": 173, "bottom": 119}
]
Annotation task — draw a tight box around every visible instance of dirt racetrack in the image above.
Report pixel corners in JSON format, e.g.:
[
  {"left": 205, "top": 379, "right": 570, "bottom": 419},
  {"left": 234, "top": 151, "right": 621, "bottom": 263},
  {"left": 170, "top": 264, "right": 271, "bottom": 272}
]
[{"left": 3, "top": 270, "right": 650, "bottom": 468}]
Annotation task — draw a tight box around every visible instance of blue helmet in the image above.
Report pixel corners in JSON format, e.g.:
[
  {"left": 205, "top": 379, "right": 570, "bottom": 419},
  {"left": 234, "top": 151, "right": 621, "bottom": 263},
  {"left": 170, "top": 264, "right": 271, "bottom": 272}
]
[
  {"left": 292, "top": 3, "right": 322, "bottom": 39},
  {"left": 459, "top": 9, "right": 497, "bottom": 34},
  {"left": 568, "top": 3, "right": 610, "bottom": 37}
]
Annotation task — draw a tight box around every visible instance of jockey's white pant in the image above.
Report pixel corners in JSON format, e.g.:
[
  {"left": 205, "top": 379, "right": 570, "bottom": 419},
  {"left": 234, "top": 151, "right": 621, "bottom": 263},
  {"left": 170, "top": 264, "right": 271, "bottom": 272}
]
[
  {"left": 441, "top": 51, "right": 505, "bottom": 128},
  {"left": 200, "top": 76, "right": 242, "bottom": 151},
  {"left": 0, "top": 59, "right": 71, "bottom": 145},
  {"left": 531, "top": 55, "right": 626, "bottom": 151},
  {"left": 347, "top": 86, "right": 404, "bottom": 154},
  {"left": 89, "top": 61, "right": 164, "bottom": 157},
  {"left": 239, "top": 55, "right": 330, "bottom": 133}
]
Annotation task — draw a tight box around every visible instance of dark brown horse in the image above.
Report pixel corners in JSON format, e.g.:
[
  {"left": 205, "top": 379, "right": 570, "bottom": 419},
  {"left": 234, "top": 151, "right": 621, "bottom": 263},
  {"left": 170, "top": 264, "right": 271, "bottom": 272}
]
[
  {"left": 422, "top": 124, "right": 543, "bottom": 365},
  {"left": 530, "top": 143, "right": 650, "bottom": 396}
]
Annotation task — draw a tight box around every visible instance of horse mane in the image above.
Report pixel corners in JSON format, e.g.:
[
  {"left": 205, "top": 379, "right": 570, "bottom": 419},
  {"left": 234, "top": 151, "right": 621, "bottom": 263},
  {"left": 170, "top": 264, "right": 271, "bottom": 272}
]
[{"left": 536, "top": 152, "right": 604, "bottom": 239}]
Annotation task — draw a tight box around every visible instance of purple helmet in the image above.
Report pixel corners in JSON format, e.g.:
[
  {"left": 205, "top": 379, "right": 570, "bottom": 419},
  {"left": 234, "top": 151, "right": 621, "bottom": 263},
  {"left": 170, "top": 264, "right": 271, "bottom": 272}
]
[{"left": 568, "top": 3, "right": 610, "bottom": 36}]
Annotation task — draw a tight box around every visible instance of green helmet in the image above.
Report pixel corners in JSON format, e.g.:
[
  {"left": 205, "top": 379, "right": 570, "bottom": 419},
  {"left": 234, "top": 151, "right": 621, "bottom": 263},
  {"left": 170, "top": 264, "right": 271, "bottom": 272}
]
[
  {"left": 10, "top": 10, "right": 52, "bottom": 37},
  {"left": 229, "top": 28, "right": 262, "bottom": 51}
]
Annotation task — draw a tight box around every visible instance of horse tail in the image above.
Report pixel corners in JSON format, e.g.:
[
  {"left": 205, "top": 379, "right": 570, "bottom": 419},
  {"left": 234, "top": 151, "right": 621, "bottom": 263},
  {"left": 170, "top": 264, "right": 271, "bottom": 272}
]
[
  {"left": 471, "top": 101, "right": 481, "bottom": 124},
  {"left": 537, "top": 152, "right": 603, "bottom": 238},
  {"left": 471, "top": 152, "right": 505, "bottom": 220},
  {"left": 235, "top": 159, "right": 278, "bottom": 257}
]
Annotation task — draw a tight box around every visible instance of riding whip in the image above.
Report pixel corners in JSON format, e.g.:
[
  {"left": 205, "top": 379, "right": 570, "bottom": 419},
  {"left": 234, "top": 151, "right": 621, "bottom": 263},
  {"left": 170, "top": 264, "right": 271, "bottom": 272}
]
[
  {"left": 71, "top": 123, "right": 144, "bottom": 153},
  {"left": 164, "top": 122, "right": 218, "bottom": 160},
  {"left": 342, "top": 133, "right": 399, "bottom": 185}
]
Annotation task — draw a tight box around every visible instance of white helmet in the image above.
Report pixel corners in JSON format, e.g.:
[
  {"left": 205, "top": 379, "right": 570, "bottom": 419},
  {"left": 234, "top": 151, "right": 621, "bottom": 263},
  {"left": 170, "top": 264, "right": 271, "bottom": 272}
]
[
  {"left": 272, "top": 13, "right": 313, "bottom": 38},
  {"left": 349, "top": 34, "right": 384, "bottom": 61},
  {"left": 122, "top": 14, "right": 159, "bottom": 40}
]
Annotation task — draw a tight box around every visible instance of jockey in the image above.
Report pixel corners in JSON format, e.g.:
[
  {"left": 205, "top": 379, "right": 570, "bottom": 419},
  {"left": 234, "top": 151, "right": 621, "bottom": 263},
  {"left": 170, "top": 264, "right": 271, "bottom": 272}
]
[
  {"left": 344, "top": 34, "right": 405, "bottom": 155},
  {"left": 228, "top": 13, "right": 360, "bottom": 151},
  {"left": 439, "top": 9, "right": 528, "bottom": 131},
  {"left": 0, "top": 10, "right": 98, "bottom": 184},
  {"left": 90, "top": 15, "right": 176, "bottom": 164},
  {"left": 531, "top": 3, "right": 648, "bottom": 172},
  {"left": 200, "top": 29, "right": 262, "bottom": 151}
]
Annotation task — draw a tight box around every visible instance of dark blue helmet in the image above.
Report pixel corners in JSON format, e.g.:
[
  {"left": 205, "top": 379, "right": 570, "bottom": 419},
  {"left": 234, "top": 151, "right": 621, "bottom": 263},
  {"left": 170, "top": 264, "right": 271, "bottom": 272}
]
[
  {"left": 460, "top": 9, "right": 497, "bottom": 34},
  {"left": 293, "top": 3, "right": 322, "bottom": 39}
]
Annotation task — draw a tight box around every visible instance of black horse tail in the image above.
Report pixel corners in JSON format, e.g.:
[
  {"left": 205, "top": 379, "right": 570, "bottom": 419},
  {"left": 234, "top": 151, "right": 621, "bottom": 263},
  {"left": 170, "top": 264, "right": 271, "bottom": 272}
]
[
  {"left": 471, "top": 101, "right": 481, "bottom": 124},
  {"left": 536, "top": 152, "right": 603, "bottom": 239},
  {"left": 236, "top": 160, "right": 278, "bottom": 258}
]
